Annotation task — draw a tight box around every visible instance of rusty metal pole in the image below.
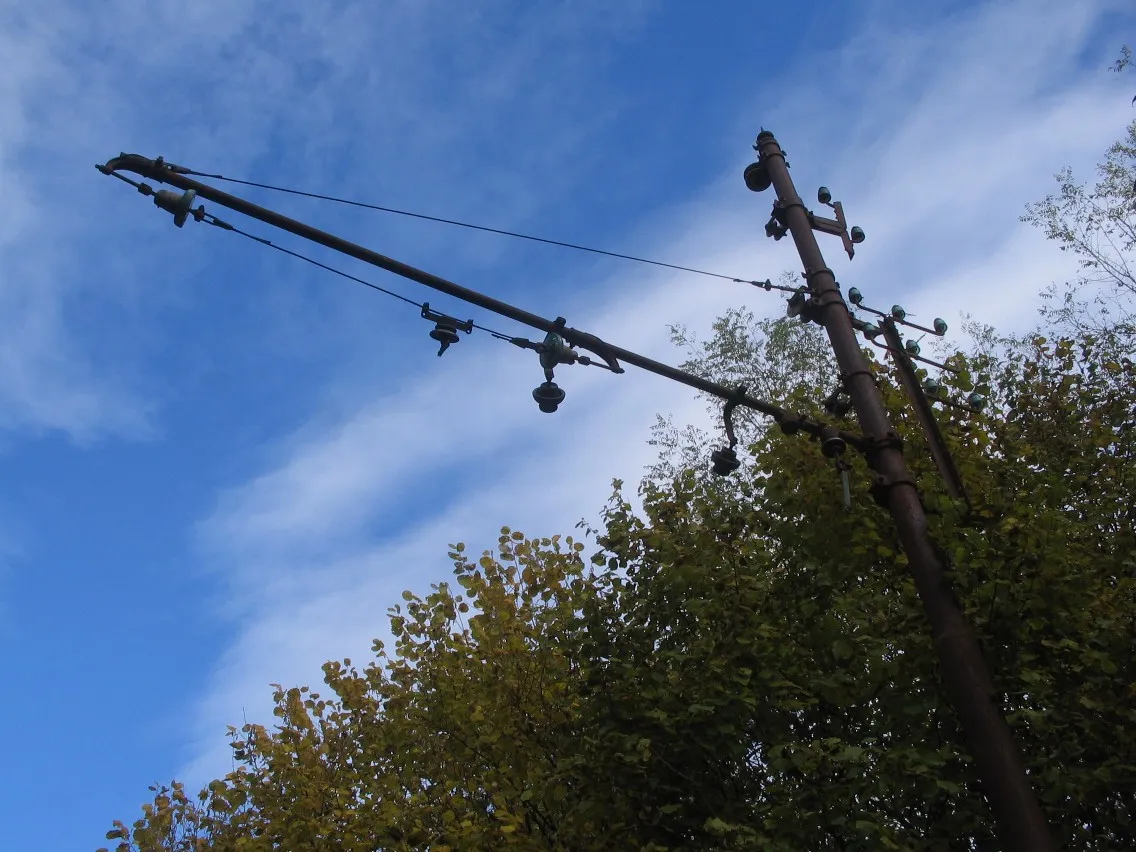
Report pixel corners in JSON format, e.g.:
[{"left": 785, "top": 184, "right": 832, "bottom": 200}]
[
  {"left": 749, "top": 130, "right": 1054, "bottom": 851},
  {"left": 881, "top": 318, "right": 970, "bottom": 507}
]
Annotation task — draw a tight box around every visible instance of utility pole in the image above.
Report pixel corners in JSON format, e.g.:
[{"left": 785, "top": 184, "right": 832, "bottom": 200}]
[{"left": 746, "top": 130, "right": 1054, "bottom": 851}]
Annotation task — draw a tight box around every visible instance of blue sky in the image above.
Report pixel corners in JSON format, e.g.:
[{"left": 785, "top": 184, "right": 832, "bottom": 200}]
[{"left": 1, "top": 0, "right": 1131, "bottom": 848}]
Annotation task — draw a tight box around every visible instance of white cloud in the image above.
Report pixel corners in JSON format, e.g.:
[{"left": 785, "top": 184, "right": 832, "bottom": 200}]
[{"left": 0, "top": 0, "right": 652, "bottom": 443}]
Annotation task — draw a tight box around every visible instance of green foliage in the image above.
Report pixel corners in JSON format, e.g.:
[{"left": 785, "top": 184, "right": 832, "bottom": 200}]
[
  {"left": 1111, "top": 44, "right": 1132, "bottom": 101},
  {"left": 588, "top": 326, "right": 1135, "bottom": 849},
  {"left": 101, "top": 330, "right": 1136, "bottom": 851},
  {"left": 101, "top": 531, "right": 631, "bottom": 851},
  {"left": 1113, "top": 45, "right": 1132, "bottom": 74},
  {"left": 650, "top": 278, "right": 835, "bottom": 484}
]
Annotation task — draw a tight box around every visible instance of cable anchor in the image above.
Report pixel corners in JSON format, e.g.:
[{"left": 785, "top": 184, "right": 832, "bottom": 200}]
[
  {"left": 530, "top": 341, "right": 565, "bottom": 413},
  {"left": 532, "top": 321, "right": 584, "bottom": 413}
]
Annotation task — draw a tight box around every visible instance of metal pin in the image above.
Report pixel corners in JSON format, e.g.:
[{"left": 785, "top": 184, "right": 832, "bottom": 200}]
[{"left": 837, "top": 459, "right": 852, "bottom": 511}]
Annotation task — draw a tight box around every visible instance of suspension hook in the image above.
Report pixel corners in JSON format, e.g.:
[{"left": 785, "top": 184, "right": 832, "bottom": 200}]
[{"left": 711, "top": 386, "right": 745, "bottom": 476}]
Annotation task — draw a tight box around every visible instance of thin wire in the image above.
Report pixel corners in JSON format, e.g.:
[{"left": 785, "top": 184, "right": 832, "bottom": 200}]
[
  {"left": 205, "top": 215, "right": 424, "bottom": 308},
  {"left": 202, "top": 214, "right": 560, "bottom": 346},
  {"left": 182, "top": 168, "right": 792, "bottom": 292}
]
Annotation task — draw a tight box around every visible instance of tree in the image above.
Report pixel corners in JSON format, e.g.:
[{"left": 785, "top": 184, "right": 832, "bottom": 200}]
[
  {"left": 595, "top": 324, "right": 1136, "bottom": 849},
  {"left": 101, "top": 322, "right": 1136, "bottom": 851},
  {"left": 1110, "top": 45, "right": 1132, "bottom": 103},
  {"left": 1021, "top": 119, "right": 1136, "bottom": 347},
  {"left": 101, "top": 531, "right": 630, "bottom": 852},
  {"left": 649, "top": 272, "right": 835, "bottom": 484}
]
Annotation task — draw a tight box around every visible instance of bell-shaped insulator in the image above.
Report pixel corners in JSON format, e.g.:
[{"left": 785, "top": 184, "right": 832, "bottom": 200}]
[
  {"left": 430, "top": 322, "right": 460, "bottom": 356},
  {"left": 153, "top": 189, "right": 198, "bottom": 227},
  {"left": 820, "top": 426, "right": 846, "bottom": 459},
  {"left": 743, "top": 161, "right": 771, "bottom": 193},
  {"left": 532, "top": 381, "right": 565, "bottom": 413},
  {"left": 710, "top": 447, "right": 741, "bottom": 476}
]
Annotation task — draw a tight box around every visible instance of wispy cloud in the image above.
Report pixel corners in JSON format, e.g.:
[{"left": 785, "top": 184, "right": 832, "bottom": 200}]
[
  {"left": 6, "top": 0, "right": 1124, "bottom": 808},
  {"left": 0, "top": 15, "right": 141, "bottom": 440},
  {"left": 0, "top": 0, "right": 652, "bottom": 444},
  {"left": 0, "top": 7, "right": 673, "bottom": 839}
]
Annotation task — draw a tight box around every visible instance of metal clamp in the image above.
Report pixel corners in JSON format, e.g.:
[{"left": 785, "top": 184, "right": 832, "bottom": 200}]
[
  {"left": 421, "top": 303, "right": 473, "bottom": 356},
  {"left": 870, "top": 471, "right": 919, "bottom": 507}
]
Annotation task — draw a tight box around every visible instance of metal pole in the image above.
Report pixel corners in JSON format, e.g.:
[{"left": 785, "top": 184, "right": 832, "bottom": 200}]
[
  {"left": 881, "top": 318, "right": 969, "bottom": 505},
  {"left": 97, "top": 154, "right": 867, "bottom": 449},
  {"left": 751, "top": 131, "right": 1054, "bottom": 851}
]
